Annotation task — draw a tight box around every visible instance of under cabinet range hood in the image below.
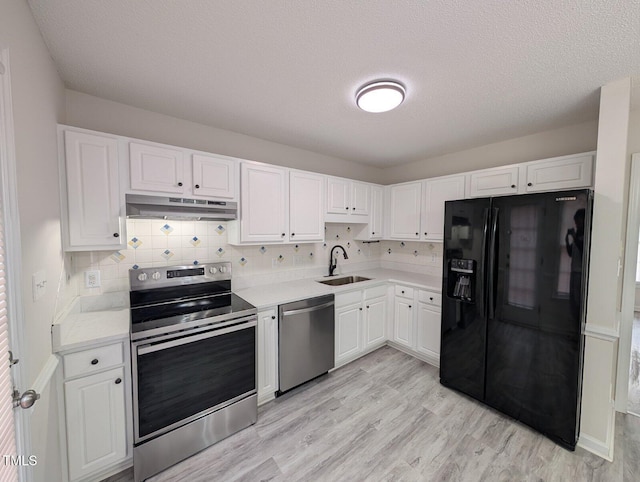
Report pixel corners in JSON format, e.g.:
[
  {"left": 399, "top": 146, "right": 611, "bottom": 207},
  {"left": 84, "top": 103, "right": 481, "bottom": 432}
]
[{"left": 126, "top": 194, "right": 237, "bottom": 221}]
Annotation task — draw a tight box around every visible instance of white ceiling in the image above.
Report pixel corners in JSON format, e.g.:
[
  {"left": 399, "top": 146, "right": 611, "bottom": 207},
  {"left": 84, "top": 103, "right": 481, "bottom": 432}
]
[{"left": 27, "top": 1, "right": 640, "bottom": 167}]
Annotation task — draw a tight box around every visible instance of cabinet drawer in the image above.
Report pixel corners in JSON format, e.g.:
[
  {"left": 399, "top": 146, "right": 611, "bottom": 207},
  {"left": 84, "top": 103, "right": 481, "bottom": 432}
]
[
  {"left": 395, "top": 285, "right": 414, "bottom": 299},
  {"left": 419, "top": 291, "right": 441, "bottom": 307},
  {"left": 364, "top": 284, "right": 387, "bottom": 300},
  {"left": 335, "top": 290, "right": 362, "bottom": 308},
  {"left": 64, "top": 343, "right": 124, "bottom": 379}
]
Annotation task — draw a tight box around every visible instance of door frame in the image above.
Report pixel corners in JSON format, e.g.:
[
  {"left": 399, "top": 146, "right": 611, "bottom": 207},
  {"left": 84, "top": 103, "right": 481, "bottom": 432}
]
[
  {"left": 615, "top": 153, "right": 640, "bottom": 412},
  {"left": 0, "top": 48, "right": 31, "bottom": 481}
]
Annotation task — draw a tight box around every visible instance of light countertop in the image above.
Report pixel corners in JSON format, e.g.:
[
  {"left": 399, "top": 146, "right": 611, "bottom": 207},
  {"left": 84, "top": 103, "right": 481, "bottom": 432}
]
[{"left": 235, "top": 268, "right": 441, "bottom": 309}]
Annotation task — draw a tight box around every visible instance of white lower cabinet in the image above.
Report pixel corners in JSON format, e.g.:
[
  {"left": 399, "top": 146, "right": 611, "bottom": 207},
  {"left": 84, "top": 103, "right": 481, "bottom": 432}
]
[
  {"left": 335, "top": 285, "right": 388, "bottom": 367},
  {"left": 257, "top": 307, "right": 279, "bottom": 404},
  {"left": 391, "top": 287, "right": 442, "bottom": 365},
  {"left": 60, "top": 340, "right": 132, "bottom": 482}
]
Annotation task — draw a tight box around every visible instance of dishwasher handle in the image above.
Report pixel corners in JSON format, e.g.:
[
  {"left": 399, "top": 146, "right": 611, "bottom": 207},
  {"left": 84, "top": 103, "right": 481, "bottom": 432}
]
[{"left": 282, "top": 300, "right": 335, "bottom": 317}]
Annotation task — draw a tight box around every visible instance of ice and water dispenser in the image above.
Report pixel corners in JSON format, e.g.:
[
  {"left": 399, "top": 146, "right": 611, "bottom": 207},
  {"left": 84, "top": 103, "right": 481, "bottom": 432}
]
[{"left": 447, "top": 258, "right": 476, "bottom": 302}]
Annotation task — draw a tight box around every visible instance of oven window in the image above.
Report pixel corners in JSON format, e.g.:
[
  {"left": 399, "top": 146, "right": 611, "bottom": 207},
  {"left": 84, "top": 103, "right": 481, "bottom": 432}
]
[{"left": 136, "top": 325, "right": 255, "bottom": 439}]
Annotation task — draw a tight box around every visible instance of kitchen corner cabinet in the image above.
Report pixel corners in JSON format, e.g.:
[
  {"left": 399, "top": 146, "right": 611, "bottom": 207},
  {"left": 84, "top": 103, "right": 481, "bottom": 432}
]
[
  {"left": 388, "top": 182, "right": 422, "bottom": 240},
  {"left": 289, "top": 170, "right": 324, "bottom": 242},
  {"left": 61, "top": 129, "right": 125, "bottom": 251},
  {"left": 231, "top": 162, "right": 288, "bottom": 244},
  {"left": 59, "top": 340, "right": 132, "bottom": 482},
  {"left": 354, "top": 184, "right": 384, "bottom": 241},
  {"left": 421, "top": 175, "right": 465, "bottom": 241},
  {"left": 257, "top": 308, "right": 279, "bottom": 404},
  {"left": 325, "top": 177, "right": 370, "bottom": 222}
]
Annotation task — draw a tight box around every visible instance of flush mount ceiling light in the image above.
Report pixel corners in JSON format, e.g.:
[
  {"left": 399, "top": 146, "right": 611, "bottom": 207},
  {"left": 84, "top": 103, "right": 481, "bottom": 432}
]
[{"left": 356, "top": 80, "right": 405, "bottom": 113}]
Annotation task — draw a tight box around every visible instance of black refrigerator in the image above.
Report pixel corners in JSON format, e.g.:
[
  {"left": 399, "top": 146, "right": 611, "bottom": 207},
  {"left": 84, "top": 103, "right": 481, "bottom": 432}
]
[{"left": 440, "top": 189, "right": 592, "bottom": 450}]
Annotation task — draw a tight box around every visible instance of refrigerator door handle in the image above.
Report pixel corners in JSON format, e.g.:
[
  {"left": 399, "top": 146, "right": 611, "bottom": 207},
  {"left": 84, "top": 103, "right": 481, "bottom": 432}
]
[
  {"left": 488, "top": 207, "right": 499, "bottom": 319},
  {"left": 479, "top": 208, "right": 489, "bottom": 317}
]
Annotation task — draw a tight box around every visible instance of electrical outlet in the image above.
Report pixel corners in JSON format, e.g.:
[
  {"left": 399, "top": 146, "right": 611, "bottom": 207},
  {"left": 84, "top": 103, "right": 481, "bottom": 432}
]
[{"left": 85, "top": 270, "right": 101, "bottom": 288}]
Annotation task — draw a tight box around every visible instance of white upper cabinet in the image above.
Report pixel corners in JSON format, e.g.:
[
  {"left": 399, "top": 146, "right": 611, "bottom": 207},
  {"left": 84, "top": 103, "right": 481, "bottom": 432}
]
[
  {"left": 388, "top": 182, "right": 422, "bottom": 240},
  {"left": 129, "top": 142, "right": 184, "bottom": 194},
  {"left": 191, "top": 153, "right": 237, "bottom": 199},
  {"left": 63, "top": 130, "right": 124, "bottom": 250},
  {"left": 468, "top": 166, "right": 519, "bottom": 198},
  {"left": 325, "top": 177, "right": 370, "bottom": 222},
  {"left": 289, "top": 170, "right": 324, "bottom": 242},
  {"left": 354, "top": 184, "right": 384, "bottom": 241},
  {"left": 524, "top": 152, "right": 594, "bottom": 192},
  {"left": 421, "top": 175, "right": 465, "bottom": 241},
  {"left": 237, "top": 162, "right": 288, "bottom": 243}
]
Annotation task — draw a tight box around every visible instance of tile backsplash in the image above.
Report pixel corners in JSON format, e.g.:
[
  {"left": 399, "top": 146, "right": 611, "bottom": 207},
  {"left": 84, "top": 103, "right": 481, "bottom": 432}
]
[{"left": 68, "top": 220, "right": 443, "bottom": 297}]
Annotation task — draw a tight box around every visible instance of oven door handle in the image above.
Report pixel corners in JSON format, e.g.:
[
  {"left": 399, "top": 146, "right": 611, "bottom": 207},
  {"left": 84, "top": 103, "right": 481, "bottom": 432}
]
[{"left": 137, "top": 319, "right": 256, "bottom": 355}]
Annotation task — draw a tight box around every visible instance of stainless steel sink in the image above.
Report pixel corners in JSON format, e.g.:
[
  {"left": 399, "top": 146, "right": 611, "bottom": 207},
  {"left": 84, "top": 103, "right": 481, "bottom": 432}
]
[{"left": 317, "top": 275, "right": 371, "bottom": 286}]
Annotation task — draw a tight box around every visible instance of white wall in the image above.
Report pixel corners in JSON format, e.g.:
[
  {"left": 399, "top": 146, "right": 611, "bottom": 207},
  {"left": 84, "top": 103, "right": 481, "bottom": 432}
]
[
  {"left": 65, "top": 89, "right": 385, "bottom": 184},
  {"left": 0, "top": 0, "right": 66, "bottom": 480},
  {"left": 382, "top": 120, "right": 598, "bottom": 184}
]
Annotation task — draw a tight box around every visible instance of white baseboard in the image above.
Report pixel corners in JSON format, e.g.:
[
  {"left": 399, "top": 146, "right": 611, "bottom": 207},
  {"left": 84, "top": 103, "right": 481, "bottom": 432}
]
[
  {"left": 577, "top": 433, "right": 613, "bottom": 461},
  {"left": 386, "top": 341, "right": 440, "bottom": 368}
]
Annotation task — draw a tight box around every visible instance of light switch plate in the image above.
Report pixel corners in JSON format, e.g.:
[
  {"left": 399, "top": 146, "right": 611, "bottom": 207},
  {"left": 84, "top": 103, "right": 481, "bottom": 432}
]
[
  {"left": 32, "top": 270, "right": 47, "bottom": 301},
  {"left": 84, "top": 270, "right": 101, "bottom": 288}
]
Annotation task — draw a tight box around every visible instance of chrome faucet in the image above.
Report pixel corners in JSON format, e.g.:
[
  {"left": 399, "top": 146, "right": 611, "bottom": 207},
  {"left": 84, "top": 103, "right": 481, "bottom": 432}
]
[{"left": 328, "top": 245, "right": 349, "bottom": 276}]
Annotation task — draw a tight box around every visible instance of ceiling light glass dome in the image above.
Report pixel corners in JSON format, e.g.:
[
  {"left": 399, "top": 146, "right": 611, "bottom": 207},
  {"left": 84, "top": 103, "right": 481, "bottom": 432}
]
[{"left": 356, "top": 81, "right": 405, "bottom": 113}]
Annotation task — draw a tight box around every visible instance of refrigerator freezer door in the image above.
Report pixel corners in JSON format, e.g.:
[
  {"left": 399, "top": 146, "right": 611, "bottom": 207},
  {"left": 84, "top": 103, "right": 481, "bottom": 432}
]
[
  {"left": 485, "top": 189, "right": 591, "bottom": 449},
  {"left": 440, "top": 198, "right": 491, "bottom": 401}
]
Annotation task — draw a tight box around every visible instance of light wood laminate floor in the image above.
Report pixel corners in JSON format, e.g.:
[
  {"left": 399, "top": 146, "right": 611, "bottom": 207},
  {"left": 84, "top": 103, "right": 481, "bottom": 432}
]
[{"left": 106, "top": 346, "right": 640, "bottom": 481}]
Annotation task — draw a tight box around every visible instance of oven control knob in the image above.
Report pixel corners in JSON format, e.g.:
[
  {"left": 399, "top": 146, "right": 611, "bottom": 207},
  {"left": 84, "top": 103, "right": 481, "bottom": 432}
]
[
  {"left": 209, "top": 267, "right": 218, "bottom": 274},
  {"left": 137, "top": 273, "right": 148, "bottom": 282},
  {"left": 151, "top": 271, "right": 161, "bottom": 281},
  {"left": 219, "top": 266, "right": 227, "bottom": 274}
]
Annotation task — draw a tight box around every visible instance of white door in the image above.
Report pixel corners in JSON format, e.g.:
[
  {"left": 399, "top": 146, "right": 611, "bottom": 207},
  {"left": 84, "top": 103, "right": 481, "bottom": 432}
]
[
  {"left": 369, "top": 185, "right": 384, "bottom": 239},
  {"left": 240, "top": 163, "right": 288, "bottom": 243},
  {"left": 257, "top": 308, "right": 278, "bottom": 401},
  {"left": 64, "top": 131, "right": 123, "bottom": 248},
  {"left": 422, "top": 176, "right": 465, "bottom": 241},
  {"left": 129, "top": 142, "right": 185, "bottom": 194},
  {"left": 64, "top": 367, "right": 127, "bottom": 481},
  {"left": 364, "top": 296, "right": 387, "bottom": 349},
  {"left": 326, "top": 177, "right": 350, "bottom": 214},
  {"left": 389, "top": 183, "right": 422, "bottom": 240},
  {"left": 289, "top": 171, "right": 324, "bottom": 242},
  {"left": 351, "top": 182, "right": 370, "bottom": 216},
  {"left": 416, "top": 303, "right": 441, "bottom": 358},
  {"left": 393, "top": 298, "right": 414, "bottom": 348},
  {"left": 191, "top": 154, "right": 237, "bottom": 200},
  {"left": 335, "top": 304, "right": 362, "bottom": 365}
]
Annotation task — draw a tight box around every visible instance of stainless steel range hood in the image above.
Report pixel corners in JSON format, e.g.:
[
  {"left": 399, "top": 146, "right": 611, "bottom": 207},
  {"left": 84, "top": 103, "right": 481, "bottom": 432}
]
[{"left": 126, "top": 194, "right": 237, "bottom": 221}]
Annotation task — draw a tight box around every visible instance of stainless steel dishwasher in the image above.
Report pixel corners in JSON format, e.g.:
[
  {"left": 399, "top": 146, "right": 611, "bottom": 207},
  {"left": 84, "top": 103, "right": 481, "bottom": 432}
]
[{"left": 278, "top": 294, "right": 335, "bottom": 393}]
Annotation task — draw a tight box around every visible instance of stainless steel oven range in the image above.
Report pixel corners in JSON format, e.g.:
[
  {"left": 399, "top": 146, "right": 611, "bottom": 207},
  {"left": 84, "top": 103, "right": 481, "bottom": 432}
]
[{"left": 129, "top": 262, "right": 257, "bottom": 482}]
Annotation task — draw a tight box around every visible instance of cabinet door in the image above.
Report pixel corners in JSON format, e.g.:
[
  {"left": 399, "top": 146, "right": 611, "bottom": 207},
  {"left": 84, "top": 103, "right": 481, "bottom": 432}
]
[
  {"left": 389, "top": 182, "right": 422, "bottom": 240},
  {"left": 422, "top": 176, "right": 465, "bottom": 241},
  {"left": 192, "top": 154, "right": 237, "bottom": 200},
  {"left": 129, "top": 142, "right": 184, "bottom": 194},
  {"left": 64, "top": 131, "right": 123, "bottom": 249},
  {"left": 240, "top": 163, "right": 288, "bottom": 243},
  {"left": 335, "top": 304, "right": 362, "bottom": 366},
  {"left": 364, "top": 296, "right": 387, "bottom": 349},
  {"left": 416, "top": 302, "right": 441, "bottom": 359},
  {"left": 257, "top": 308, "right": 278, "bottom": 401},
  {"left": 290, "top": 171, "right": 324, "bottom": 242},
  {"left": 525, "top": 153, "right": 594, "bottom": 192},
  {"left": 369, "top": 185, "right": 384, "bottom": 239},
  {"left": 468, "top": 167, "right": 519, "bottom": 198},
  {"left": 393, "top": 298, "right": 414, "bottom": 349},
  {"left": 351, "top": 182, "right": 370, "bottom": 216},
  {"left": 326, "top": 177, "right": 351, "bottom": 214},
  {"left": 65, "top": 367, "right": 127, "bottom": 481}
]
